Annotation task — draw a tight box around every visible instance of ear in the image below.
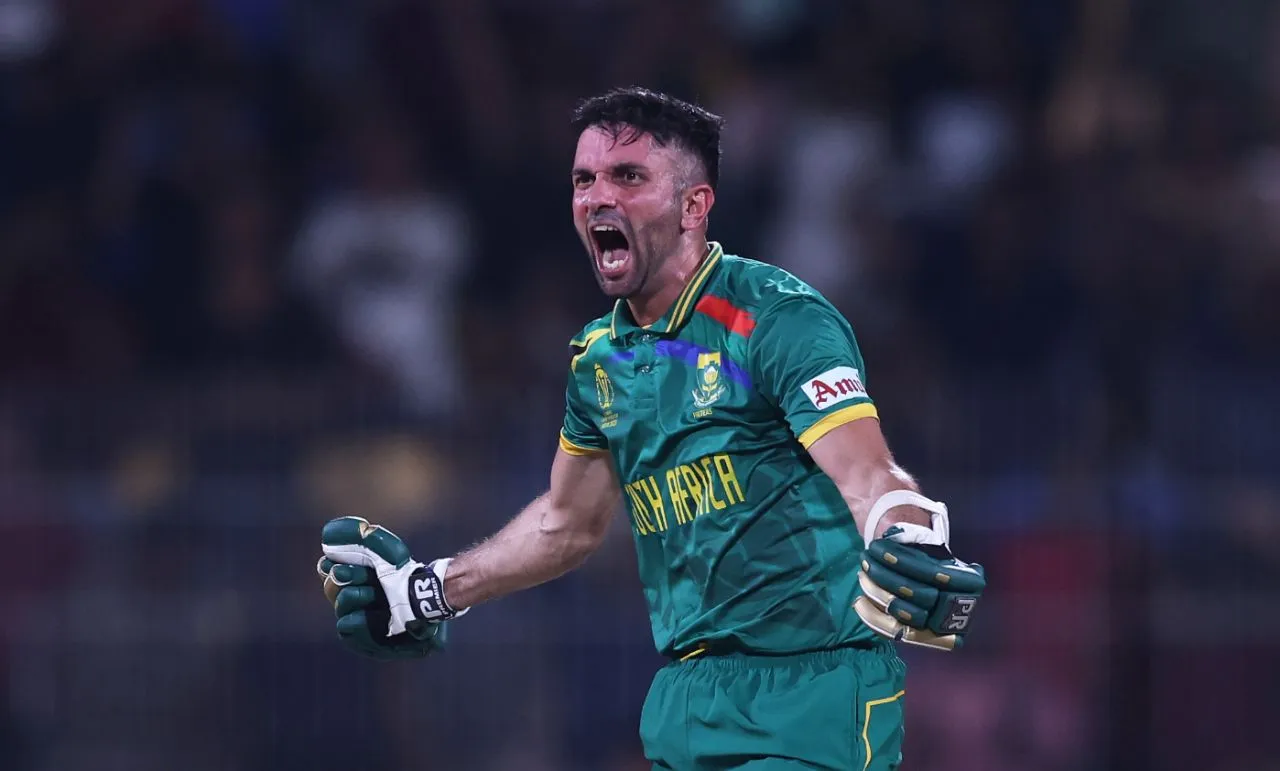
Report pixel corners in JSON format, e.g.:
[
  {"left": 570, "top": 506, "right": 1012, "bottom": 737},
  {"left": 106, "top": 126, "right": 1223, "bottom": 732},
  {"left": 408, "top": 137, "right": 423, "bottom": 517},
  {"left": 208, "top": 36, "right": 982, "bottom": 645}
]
[{"left": 681, "top": 183, "right": 715, "bottom": 231}]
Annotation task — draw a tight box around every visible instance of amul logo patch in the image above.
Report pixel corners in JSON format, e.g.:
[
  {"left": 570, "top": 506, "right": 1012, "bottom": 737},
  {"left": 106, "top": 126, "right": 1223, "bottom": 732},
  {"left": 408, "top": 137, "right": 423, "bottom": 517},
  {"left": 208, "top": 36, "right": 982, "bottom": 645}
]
[{"left": 802, "top": 366, "right": 867, "bottom": 409}]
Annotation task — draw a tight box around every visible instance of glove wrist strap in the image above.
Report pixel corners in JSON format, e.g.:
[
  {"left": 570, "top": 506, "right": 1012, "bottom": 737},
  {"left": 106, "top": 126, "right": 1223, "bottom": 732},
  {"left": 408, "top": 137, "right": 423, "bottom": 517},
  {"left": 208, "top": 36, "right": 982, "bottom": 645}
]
[
  {"left": 863, "top": 489, "right": 950, "bottom": 547},
  {"left": 410, "top": 558, "right": 469, "bottom": 622}
]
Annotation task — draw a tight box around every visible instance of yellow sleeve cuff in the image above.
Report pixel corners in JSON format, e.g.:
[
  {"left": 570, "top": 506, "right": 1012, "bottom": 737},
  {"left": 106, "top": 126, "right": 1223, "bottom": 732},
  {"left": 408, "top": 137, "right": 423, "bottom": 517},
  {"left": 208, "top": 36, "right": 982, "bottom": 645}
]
[
  {"left": 797, "top": 402, "right": 879, "bottom": 448},
  {"left": 559, "top": 432, "right": 607, "bottom": 456}
]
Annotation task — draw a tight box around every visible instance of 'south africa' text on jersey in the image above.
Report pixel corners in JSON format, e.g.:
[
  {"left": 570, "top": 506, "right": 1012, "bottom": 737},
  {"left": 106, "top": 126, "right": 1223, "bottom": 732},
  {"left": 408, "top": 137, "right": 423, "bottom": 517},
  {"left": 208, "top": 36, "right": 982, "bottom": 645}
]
[{"left": 622, "top": 452, "right": 745, "bottom": 535}]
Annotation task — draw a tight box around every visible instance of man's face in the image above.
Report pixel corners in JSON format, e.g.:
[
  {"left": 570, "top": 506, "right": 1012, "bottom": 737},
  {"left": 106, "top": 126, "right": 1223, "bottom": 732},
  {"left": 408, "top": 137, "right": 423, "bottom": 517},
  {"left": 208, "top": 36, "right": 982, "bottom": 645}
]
[{"left": 572, "top": 126, "right": 688, "bottom": 299}]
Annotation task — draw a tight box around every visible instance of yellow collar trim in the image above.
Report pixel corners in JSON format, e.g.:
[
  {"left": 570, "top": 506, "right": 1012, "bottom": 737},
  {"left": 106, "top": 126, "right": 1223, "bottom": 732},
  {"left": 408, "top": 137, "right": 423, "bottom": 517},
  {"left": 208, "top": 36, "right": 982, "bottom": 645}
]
[{"left": 609, "top": 242, "right": 723, "bottom": 340}]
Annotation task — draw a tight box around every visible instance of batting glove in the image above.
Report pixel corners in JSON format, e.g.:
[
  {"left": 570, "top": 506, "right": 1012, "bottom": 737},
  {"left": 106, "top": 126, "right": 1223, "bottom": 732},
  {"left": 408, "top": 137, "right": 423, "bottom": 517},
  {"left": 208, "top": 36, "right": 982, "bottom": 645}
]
[
  {"left": 318, "top": 516, "right": 468, "bottom": 658},
  {"left": 317, "top": 557, "right": 448, "bottom": 659},
  {"left": 853, "top": 491, "right": 986, "bottom": 651}
]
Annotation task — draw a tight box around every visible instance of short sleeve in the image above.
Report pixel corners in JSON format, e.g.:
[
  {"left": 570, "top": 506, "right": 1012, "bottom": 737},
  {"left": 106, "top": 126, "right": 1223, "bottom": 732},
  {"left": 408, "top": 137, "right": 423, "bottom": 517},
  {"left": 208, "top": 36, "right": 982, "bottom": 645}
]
[
  {"left": 749, "top": 296, "right": 878, "bottom": 449},
  {"left": 559, "top": 356, "right": 609, "bottom": 456}
]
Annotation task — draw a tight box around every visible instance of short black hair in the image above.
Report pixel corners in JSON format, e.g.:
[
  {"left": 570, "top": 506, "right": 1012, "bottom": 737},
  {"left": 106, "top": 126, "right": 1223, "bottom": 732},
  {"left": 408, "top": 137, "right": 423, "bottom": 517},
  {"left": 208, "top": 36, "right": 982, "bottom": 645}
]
[{"left": 571, "top": 86, "right": 725, "bottom": 189}]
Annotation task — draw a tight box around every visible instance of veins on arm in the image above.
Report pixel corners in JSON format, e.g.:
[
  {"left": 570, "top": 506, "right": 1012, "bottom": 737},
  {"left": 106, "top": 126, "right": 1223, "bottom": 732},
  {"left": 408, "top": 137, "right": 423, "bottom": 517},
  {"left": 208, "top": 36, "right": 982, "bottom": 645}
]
[
  {"left": 442, "top": 448, "right": 621, "bottom": 609},
  {"left": 805, "top": 417, "right": 932, "bottom": 540}
]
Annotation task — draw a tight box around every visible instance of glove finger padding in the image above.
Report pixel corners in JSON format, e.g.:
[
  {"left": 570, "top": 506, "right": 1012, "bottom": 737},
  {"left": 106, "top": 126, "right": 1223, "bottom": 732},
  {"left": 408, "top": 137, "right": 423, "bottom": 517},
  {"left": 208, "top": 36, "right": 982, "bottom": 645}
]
[
  {"left": 318, "top": 558, "right": 376, "bottom": 605},
  {"left": 857, "top": 571, "right": 931, "bottom": 628},
  {"left": 854, "top": 595, "right": 964, "bottom": 651},
  {"left": 862, "top": 559, "right": 940, "bottom": 607},
  {"left": 866, "top": 540, "right": 987, "bottom": 594},
  {"left": 858, "top": 539, "right": 986, "bottom": 651},
  {"left": 334, "top": 585, "right": 378, "bottom": 617},
  {"left": 329, "top": 563, "right": 374, "bottom": 586},
  {"left": 869, "top": 542, "right": 984, "bottom": 632},
  {"left": 336, "top": 611, "right": 448, "bottom": 660}
]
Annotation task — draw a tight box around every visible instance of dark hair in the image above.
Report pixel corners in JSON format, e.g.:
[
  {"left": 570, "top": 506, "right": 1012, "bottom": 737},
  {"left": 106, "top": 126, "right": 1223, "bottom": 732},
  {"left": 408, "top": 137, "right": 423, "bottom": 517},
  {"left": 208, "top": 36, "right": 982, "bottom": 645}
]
[{"left": 571, "top": 86, "right": 725, "bottom": 189}]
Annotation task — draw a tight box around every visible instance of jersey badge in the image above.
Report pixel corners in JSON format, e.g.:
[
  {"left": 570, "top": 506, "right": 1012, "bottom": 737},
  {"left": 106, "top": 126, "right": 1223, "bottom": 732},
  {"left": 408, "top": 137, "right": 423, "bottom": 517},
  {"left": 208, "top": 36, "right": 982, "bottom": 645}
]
[
  {"left": 594, "top": 364, "right": 619, "bottom": 428},
  {"left": 692, "top": 352, "right": 727, "bottom": 409},
  {"left": 594, "top": 363, "right": 614, "bottom": 409}
]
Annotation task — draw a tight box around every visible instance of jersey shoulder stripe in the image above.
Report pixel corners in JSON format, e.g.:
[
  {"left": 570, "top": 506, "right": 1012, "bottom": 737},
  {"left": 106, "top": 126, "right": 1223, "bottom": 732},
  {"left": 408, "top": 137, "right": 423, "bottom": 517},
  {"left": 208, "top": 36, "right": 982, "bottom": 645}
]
[
  {"left": 570, "top": 328, "right": 609, "bottom": 371},
  {"left": 694, "top": 294, "right": 757, "bottom": 338},
  {"left": 568, "top": 314, "right": 614, "bottom": 372},
  {"left": 708, "top": 253, "right": 834, "bottom": 328}
]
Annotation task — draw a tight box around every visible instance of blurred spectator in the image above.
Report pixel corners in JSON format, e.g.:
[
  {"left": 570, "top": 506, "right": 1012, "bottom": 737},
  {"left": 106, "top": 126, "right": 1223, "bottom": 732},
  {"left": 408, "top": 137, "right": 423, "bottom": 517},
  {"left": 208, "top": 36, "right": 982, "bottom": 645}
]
[{"left": 291, "top": 108, "right": 472, "bottom": 420}]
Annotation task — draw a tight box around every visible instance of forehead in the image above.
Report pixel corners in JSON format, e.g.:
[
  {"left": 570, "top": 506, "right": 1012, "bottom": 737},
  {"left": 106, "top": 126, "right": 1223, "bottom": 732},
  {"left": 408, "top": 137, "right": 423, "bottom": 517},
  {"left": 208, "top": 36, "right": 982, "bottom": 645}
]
[{"left": 573, "top": 126, "right": 681, "bottom": 171}]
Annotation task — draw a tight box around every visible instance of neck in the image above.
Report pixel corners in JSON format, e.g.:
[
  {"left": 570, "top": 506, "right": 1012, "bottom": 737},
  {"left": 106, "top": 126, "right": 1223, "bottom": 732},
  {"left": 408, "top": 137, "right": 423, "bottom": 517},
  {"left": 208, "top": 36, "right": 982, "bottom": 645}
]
[{"left": 627, "top": 237, "right": 709, "bottom": 328}]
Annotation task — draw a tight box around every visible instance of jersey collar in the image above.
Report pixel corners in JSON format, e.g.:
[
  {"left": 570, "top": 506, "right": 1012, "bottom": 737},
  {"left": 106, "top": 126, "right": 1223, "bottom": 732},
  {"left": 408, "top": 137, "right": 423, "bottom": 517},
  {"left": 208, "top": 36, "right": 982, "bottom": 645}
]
[{"left": 609, "top": 242, "right": 724, "bottom": 341}]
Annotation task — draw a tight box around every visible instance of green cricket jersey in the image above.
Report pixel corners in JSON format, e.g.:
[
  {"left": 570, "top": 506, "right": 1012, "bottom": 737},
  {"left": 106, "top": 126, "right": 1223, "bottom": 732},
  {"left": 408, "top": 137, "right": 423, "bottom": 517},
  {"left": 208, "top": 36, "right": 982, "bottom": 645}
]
[{"left": 559, "top": 242, "right": 882, "bottom": 658}]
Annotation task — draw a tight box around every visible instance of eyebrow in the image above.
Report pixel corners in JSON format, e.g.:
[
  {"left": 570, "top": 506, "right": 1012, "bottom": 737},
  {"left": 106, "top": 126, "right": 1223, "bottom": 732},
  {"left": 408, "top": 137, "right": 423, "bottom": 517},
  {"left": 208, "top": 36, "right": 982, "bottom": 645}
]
[{"left": 571, "top": 162, "right": 649, "bottom": 178}]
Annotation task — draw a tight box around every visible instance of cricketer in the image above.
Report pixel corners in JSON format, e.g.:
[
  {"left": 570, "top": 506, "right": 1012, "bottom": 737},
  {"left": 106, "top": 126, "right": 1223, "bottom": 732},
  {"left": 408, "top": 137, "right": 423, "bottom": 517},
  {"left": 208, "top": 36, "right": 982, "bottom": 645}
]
[{"left": 318, "top": 86, "right": 987, "bottom": 771}]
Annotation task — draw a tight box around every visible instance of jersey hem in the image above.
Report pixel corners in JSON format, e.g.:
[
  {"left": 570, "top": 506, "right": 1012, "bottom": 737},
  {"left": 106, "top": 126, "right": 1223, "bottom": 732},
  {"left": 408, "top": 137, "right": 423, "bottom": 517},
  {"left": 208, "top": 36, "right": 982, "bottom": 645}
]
[{"left": 797, "top": 403, "right": 879, "bottom": 448}]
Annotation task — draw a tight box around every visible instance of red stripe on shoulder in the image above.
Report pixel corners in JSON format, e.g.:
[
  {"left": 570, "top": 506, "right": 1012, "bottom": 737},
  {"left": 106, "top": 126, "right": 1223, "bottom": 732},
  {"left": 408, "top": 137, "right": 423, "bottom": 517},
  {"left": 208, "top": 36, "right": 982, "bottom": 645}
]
[{"left": 695, "top": 295, "right": 756, "bottom": 338}]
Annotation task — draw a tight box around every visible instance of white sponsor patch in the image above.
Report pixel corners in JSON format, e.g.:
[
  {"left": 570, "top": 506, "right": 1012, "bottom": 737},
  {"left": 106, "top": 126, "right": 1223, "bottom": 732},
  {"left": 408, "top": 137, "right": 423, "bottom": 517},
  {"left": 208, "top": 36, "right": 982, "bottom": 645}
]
[{"left": 802, "top": 366, "right": 867, "bottom": 409}]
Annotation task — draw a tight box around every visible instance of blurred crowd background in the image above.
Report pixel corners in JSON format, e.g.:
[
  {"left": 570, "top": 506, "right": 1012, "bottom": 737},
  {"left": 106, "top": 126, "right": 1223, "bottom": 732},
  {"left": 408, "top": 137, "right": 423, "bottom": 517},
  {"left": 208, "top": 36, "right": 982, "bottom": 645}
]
[{"left": 2, "top": 0, "right": 1279, "bottom": 769}]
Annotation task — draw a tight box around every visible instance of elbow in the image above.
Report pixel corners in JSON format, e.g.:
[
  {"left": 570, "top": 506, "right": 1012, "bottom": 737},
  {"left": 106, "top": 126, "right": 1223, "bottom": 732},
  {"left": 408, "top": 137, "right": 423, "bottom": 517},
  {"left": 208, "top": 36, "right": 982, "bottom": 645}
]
[
  {"left": 563, "top": 530, "right": 606, "bottom": 571},
  {"left": 569, "top": 512, "right": 611, "bottom": 565},
  {"left": 538, "top": 509, "right": 610, "bottom": 571}
]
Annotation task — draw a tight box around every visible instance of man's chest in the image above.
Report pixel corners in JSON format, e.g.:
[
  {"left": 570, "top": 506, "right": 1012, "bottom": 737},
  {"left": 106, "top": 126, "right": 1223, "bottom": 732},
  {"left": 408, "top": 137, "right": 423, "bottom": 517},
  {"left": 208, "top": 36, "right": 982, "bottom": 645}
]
[{"left": 587, "top": 330, "right": 775, "bottom": 464}]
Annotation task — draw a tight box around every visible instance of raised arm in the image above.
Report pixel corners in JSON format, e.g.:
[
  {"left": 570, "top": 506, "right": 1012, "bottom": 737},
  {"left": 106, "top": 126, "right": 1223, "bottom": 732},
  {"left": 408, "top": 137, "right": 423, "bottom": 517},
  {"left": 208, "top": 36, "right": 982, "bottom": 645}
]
[
  {"left": 318, "top": 327, "right": 627, "bottom": 656},
  {"left": 442, "top": 446, "right": 621, "bottom": 609},
  {"left": 316, "top": 446, "right": 622, "bottom": 658}
]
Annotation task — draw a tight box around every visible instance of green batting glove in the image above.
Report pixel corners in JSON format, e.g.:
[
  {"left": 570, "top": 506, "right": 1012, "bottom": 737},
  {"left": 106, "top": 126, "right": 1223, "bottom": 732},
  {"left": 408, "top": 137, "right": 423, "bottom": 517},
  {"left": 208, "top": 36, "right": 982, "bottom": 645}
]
[
  {"left": 320, "top": 516, "right": 469, "bottom": 640},
  {"left": 317, "top": 557, "right": 448, "bottom": 659},
  {"left": 853, "top": 492, "right": 986, "bottom": 651}
]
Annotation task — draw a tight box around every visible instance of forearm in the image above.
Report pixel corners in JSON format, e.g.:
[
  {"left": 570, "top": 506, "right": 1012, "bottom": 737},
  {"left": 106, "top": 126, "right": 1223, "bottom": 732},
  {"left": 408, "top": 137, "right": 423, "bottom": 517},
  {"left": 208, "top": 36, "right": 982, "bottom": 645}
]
[
  {"left": 442, "top": 492, "right": 602, "bottom": 610},
  {"left": 838, "top": 458, "right": 932, "bottom": 541}
]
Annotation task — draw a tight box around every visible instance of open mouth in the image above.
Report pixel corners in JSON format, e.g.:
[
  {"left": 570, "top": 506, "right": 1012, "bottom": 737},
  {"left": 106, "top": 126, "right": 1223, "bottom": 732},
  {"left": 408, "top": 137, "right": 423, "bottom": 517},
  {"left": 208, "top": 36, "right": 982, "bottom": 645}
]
[{"left": 591, "top": 225, "right": 632, "bottom": 279}]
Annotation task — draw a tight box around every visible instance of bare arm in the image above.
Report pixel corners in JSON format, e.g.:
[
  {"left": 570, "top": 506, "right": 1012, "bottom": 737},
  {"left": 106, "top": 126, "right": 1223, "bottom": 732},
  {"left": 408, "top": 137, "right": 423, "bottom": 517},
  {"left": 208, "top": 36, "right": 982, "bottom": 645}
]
[
  {"left": 442, "top": 447, "right": 621, "bottom": 609},
  {"left": 813, "top": 416, "right": 984, "bottom": 649},
  {"left": 806, "top": 417, "right": 932, "bottom": 541}
]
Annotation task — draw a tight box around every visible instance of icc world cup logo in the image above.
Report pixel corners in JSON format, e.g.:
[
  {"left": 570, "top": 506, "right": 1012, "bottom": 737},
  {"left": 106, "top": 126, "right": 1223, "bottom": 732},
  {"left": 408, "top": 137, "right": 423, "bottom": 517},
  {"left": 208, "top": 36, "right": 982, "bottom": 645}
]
[{"left": 594, "top": 363, "right": 614, "bottom": 410}]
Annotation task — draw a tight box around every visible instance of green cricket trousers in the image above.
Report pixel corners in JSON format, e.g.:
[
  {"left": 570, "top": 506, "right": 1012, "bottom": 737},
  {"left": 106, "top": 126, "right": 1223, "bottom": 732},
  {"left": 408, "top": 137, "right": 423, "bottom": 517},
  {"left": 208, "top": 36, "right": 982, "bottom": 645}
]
[{"left": 640, "top": 641, "right": 907, "bottom": 770}]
